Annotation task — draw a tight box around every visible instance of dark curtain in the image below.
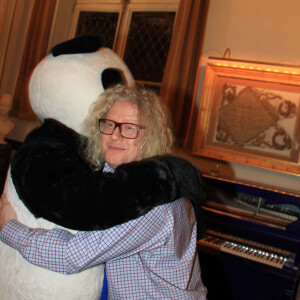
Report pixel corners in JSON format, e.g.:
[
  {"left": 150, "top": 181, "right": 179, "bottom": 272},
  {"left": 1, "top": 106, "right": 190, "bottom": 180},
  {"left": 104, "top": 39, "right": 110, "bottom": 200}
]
[
  {"left": 12, "top": 0, "right": 57, "bottom": 120},
  {"left": 160, "top": 0, "right": 209, "bottom": 148}
]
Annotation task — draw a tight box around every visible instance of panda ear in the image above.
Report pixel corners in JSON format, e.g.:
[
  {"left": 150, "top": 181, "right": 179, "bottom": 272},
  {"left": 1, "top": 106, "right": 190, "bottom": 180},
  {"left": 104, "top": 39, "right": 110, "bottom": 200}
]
[
  {"left": 101, "top": 68, "right": 126, "bottom": 90},
  {"left": 51, "top": 35, "right": 105, "bottom": 57}
]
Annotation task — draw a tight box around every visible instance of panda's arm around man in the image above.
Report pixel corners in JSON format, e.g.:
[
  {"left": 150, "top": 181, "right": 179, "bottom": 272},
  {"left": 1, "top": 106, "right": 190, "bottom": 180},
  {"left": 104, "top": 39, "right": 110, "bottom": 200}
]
[{"left": 10, "top": 118, "right": 205, "bottom": 231}]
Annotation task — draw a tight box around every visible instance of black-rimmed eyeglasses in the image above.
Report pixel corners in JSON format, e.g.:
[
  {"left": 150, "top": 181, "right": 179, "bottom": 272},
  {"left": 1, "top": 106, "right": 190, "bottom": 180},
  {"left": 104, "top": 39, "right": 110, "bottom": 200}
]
[{"left": 99, "top": 119, "right": 145, "bottom": 139}]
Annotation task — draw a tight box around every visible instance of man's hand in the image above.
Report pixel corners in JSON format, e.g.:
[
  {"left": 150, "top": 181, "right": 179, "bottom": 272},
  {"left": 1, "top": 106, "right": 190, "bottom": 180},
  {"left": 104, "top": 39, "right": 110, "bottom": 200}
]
[{"left": 0, "top": 194, "right": 17, "bottom": 230}]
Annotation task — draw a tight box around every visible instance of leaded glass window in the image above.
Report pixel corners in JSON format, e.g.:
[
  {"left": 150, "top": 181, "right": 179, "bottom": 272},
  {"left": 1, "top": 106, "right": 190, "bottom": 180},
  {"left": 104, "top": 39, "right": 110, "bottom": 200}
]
[
  {"left": 73, "top": 2, "right": 178, "bottom": 92},
  {"left": 123, "top": 12, "right": 175, "bottom": 85},
  {"left": 76, "top": 12, "right": 119, "bottom": 49}
]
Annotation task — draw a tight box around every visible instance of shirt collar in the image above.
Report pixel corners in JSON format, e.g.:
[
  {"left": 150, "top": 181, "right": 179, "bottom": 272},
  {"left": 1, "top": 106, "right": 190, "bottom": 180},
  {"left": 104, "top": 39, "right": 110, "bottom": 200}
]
[{"left": 103, "top": 162, "right": 115, "bottom": 173}]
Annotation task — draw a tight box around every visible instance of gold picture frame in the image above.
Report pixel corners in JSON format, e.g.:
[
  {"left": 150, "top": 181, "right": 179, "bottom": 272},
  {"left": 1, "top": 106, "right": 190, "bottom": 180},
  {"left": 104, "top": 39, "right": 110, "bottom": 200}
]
[{"left": 193, "top": 63, "right": 300, "bottom": 175}]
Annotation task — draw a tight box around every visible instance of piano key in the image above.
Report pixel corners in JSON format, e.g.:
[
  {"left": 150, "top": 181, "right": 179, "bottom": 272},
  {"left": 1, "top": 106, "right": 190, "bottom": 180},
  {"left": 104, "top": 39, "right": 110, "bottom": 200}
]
[{"left": 198, "top": 232, "right": 295, "bottom": 270}]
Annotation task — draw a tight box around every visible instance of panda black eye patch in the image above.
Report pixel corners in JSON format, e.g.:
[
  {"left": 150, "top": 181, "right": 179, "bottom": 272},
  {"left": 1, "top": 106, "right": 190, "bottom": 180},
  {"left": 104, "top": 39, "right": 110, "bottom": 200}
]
[{"left": 101, "top": 68, "right": 124, "bottom": 90}]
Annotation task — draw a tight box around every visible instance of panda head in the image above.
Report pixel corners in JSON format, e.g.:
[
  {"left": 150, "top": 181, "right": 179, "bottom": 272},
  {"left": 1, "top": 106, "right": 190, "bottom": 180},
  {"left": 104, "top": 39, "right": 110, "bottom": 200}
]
[{"left": 28, "top": 35, "right": 135, "bottom": 136}]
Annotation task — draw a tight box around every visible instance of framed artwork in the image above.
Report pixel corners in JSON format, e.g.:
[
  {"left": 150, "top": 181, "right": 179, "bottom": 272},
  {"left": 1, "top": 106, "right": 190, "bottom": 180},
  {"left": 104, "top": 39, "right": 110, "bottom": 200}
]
[{"left": 193, "top": 63, "right": 300, "bottom": 175}]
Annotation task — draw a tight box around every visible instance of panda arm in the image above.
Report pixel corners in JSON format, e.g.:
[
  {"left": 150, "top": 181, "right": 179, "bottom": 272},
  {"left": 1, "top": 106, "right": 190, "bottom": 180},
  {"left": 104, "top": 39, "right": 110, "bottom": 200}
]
[
  {"left": 11, "top": 133, "right": 205, "bottom": 231},
  {"left": 10, "top": 142, "right": 170, "bottom": 230}
]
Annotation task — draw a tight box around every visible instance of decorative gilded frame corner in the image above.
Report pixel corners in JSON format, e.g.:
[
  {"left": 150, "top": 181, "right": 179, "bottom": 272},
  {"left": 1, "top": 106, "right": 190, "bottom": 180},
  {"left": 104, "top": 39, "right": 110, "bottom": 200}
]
[{"left": 193, "top": 63, "right": 300, "bottom": 175}]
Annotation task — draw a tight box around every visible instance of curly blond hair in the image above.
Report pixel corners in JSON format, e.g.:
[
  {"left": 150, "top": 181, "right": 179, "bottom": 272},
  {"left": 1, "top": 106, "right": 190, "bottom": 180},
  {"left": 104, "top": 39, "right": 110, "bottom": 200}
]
[{"left": 81, "top": 85, "right": 174, "bottom": 169}]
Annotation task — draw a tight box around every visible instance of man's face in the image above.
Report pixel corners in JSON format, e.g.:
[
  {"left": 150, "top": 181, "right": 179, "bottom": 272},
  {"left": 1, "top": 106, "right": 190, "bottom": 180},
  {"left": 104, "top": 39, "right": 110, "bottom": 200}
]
[{"left": 100, "top": 100, "right": 143, "bottom": 169}]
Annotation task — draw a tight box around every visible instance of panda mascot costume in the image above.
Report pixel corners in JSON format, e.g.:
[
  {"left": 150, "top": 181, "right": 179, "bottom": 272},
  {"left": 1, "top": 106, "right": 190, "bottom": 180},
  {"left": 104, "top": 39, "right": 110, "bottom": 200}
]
[{"left": 0, "top": 35, "right": 205, "bottom": 299}]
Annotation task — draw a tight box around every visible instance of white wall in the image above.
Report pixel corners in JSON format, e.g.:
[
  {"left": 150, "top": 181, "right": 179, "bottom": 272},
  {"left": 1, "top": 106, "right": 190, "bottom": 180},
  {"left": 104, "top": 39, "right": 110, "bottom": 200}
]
[
  {"left": 196, "top": 0, "right": 300, "bottom": 91},
  {"left": 202, "top": 0, "right": 300, "bottom": 64}
]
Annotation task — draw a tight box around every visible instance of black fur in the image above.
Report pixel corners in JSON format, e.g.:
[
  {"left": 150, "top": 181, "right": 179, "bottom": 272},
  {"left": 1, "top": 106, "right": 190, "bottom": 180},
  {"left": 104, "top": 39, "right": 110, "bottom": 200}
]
[
  {"left": 51, "top": 35, "right": 105, "bottom": 57},
  {"left": 102, "top": 68, "right": 124, "bottom": 90},
  {"left": 11, "top": 119, "right": 206, "bottom": 231}
]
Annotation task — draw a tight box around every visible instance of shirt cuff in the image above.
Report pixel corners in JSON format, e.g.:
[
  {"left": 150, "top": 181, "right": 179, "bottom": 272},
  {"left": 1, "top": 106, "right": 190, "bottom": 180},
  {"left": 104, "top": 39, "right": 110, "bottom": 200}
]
[{"left": 0, "top": 220, "right": 30, "bottom": 249}]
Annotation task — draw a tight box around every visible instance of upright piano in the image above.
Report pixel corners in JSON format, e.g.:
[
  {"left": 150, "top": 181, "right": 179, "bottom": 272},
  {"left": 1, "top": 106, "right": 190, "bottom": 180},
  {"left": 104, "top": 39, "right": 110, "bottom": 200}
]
[{"left": 198, "top": 175, "right": 300, "bottom": 300}]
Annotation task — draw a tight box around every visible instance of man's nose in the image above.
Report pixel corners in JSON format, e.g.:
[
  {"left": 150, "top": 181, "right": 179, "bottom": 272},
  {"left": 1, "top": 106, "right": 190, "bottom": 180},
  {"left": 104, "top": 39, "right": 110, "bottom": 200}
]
[{"left": 110, "top": 125, "right": 123, "bottom": 139}]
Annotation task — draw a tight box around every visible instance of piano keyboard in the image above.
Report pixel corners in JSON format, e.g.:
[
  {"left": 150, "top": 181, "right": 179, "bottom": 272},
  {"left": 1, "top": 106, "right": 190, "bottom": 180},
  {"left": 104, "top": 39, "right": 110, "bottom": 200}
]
[{"left": 198, "top": 229, "right": 296, "bottom": 270}]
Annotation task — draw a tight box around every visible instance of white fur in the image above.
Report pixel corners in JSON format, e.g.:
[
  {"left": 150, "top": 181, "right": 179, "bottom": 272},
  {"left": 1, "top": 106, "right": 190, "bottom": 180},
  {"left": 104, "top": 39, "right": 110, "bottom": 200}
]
[
  {"left": 0, "top": 47, "right": 134, "bottom": 299},
  {"left": 0, "top": 172, "right": 104, "bottom": 300}
]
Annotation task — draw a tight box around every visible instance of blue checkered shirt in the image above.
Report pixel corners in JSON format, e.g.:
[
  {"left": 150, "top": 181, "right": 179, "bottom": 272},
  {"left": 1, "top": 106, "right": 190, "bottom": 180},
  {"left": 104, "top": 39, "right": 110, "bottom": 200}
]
[{"left": 1, "top": 163, "right": 207, "bottom": 299}]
